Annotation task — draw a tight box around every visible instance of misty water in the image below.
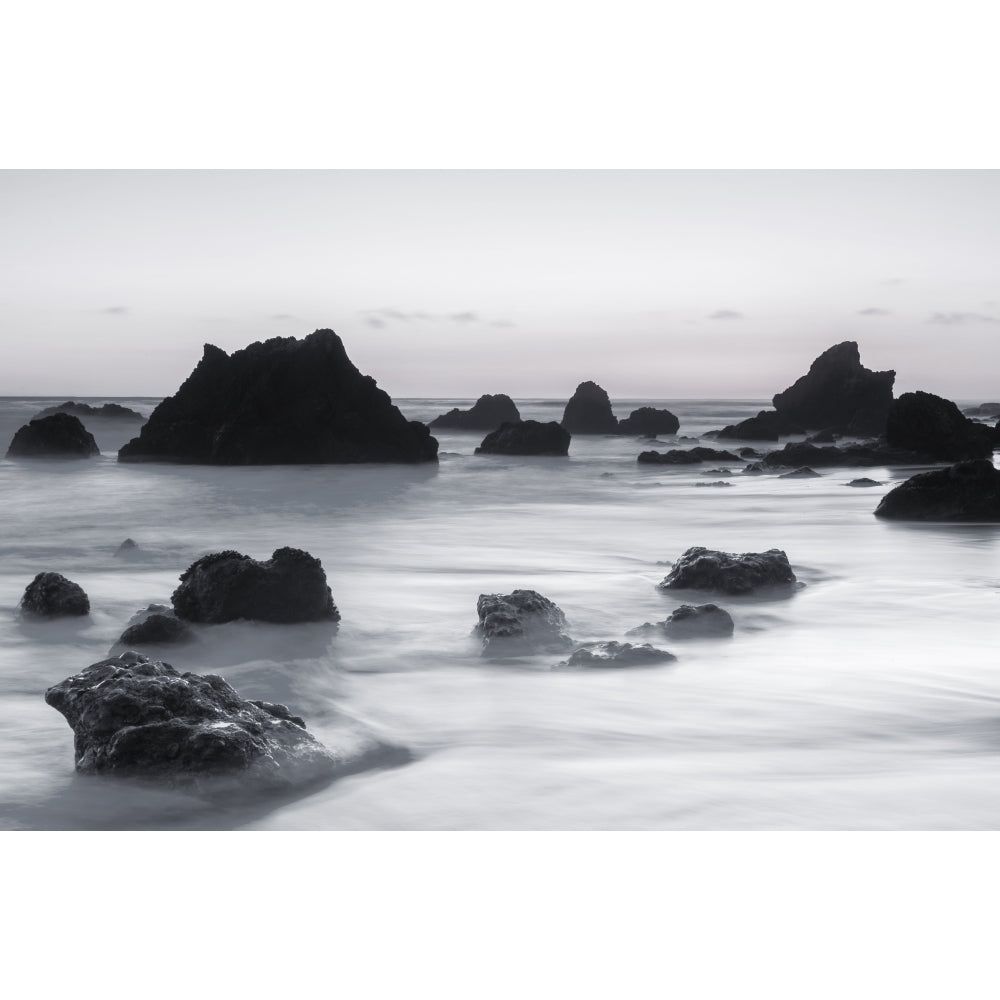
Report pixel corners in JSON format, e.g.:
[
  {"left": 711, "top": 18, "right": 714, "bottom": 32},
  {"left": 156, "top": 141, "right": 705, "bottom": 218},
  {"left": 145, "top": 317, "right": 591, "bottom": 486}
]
[{"left": 1, "top": 395, "right": 998, "bottom": 830}]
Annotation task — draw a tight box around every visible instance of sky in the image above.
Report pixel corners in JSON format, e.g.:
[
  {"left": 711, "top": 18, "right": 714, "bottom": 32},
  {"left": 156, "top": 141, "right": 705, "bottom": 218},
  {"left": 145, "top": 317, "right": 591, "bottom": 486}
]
[{"left": 2, "top": 169, "right": 998, "bottom": 401}]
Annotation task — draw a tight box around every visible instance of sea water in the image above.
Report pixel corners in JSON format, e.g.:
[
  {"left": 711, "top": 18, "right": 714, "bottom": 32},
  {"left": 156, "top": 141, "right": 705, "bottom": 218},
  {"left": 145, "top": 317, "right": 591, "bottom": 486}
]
[{"left": 0, "top": 396, "right": 997, "bottom": 830}]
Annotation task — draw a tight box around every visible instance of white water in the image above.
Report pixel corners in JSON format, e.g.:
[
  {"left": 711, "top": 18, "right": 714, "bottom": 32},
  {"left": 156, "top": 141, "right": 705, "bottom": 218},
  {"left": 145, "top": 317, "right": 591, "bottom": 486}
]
[{"left": 1, "top": 396, "right": 998, "bottom": 830}]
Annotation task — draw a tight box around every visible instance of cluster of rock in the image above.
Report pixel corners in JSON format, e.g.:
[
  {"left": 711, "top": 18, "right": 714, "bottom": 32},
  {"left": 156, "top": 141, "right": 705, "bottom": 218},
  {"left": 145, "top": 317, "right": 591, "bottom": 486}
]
[
  {"left": 561, "top": 381, "right": 679, "bottom": 436},
  {"left": 35, "top": 401, "right": 144, "bottom": 421},
  {"left": 431, "top": 394, "right": 520, "bottom": 430},
  {"left": 6, "top": 413, "right": 100, "bottom": 459}
]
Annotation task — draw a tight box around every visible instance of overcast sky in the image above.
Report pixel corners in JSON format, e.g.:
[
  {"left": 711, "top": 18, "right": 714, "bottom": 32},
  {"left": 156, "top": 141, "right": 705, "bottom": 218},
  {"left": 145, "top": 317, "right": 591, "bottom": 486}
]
[{"left": 2, "top": 169, "right": 998, "bottom": 400}]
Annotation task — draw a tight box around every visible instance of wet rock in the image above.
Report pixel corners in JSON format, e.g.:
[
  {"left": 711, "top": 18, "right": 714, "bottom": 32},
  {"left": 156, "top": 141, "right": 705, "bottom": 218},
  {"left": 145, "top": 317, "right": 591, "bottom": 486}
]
[
  {"left": 617, "top": 407, "right": 679, "bottom": 436},
  {"left": 885, "top": 391, "right": 994, "bottom": 462},
  {"left": 657, "top": 547, "right": 796, "bottom": 595},
  {"left": 637, "top": 446, "right": 742, "bottom": 465},
  {"left": 560, "top": 641, "right": 676, "bottom": 668},
  {"left": 772, "top": 341, "right": 896, "bottom": 435},
  {"left": 560, "top": 381, "right": 618, "bottom": 434},
  {"left": 172, "top": 547, "right": 340, "bottom": 624},
  {"left": 475, "top": 589, "right": 573, "bottom": 655},
  {"left": 118, "top": 605, "right": 193, "bottom": 646},
  {"left": 36, "top": 401, "right": 144, "bottom": 421},
  {"left": 430, "top": 394, "right": 521, "bottom": 431},
  {"left": 475, "top": 420, "right": 570, "bottom": 456},
  {"left": 118, "top": 329, "right": 438, "bottom": 464},
  {"left": 779, "top": 466, "right": 821, "bottom": 479},
  {"left": 873, "top": 460, "right": 1000, "bottom": 521},
  {"left": 43, "top": 652, "right": 344, "bottom": 787},
  {"left": 717, "top": 409, "right": 800, "bottom": 441},
  {"left": 6, "top": 413, "right": 100, "bottom": 459},
  {"left": 20, "top": 572, "right": 90, "bottom": 618},
  {"left": 629, "top": 603, "right": 735, "bottom": 639},
  {"left": 846, "top": 478, "right": 882, "bottom": 487}
]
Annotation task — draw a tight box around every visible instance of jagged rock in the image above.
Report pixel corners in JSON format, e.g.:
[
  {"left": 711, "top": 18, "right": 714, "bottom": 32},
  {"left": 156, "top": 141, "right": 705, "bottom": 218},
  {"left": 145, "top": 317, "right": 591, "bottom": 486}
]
[
  {"left": 779, "top": 467, "right": 821, "bottom": 479},
  {"left": 874, "top": 460, "right": 1000, "bottom": 521},
  {"left": 772, "top": 341, "right": 895, "bottom": 435},
  {"left": 560, "top": 641, "right": 676, "bottom": 668},
  {"left": 637, "top": 446, "right": 741, "bottom": 465},
  {"left": 43, "top": 652, "right": 345, "bottom": 787},
  {"left": 475, "top": 589, "right": 572, "bottom": 655},
  {"left": 20, "top": 572, "right": 90, "bottom": 618},
  {"left": 172, "top": 547, "right": 339, "bottom": 624},
  {"left": 118, "top": 605, "right": 193, "bottom": 646},
  {"left": 846, "top": 478, "right": 882, "bottom": 487},
  {"left": 118, "top": 329, "right": 437, "bottom": 464},
  {"left": 885, "top": 391, "right": 994, "bottom": 462},
  {"left": 628, "top": 603, "right": 735, "bottom": 639},
  {"left": 657, "top": 547, "right": 796, "bottom": 595},
  {"left": 962, "top": 403, "right": 1000, "bottom": 418},
  {"left": 36, "top": 401, "right": 144, "bottom": 421},
  {"left": 475, "top": 420, "right": 570, "bottom": 456},
  {"left": 741, "top": 462, "right": 768, "bottom": 475},
  {"left": 617, "top": 407, "right": 679, "bottom": 436},
  {"left": 430, "top": 394, "right": 521, "bottom": 431},
  {"left": 717, "top": 410, "right": 800, "bottom": 441},
  {"left": 560, "top": 381, "right": 619, "bottom": 434},
  {"left": 6, "top": 413, "right": 100, "bottom": 459}
]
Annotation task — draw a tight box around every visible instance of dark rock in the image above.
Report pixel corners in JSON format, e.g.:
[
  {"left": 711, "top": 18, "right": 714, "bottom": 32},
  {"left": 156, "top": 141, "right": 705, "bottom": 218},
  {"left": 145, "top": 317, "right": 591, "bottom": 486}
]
[
  {"left": 20, "top": 572, "right": 90, "bottom": 618},
  {"left": 806, "top": 429, "right": 838, "bottom": 444},
  {"left": 118, "top": 329, "right": 437, "bottom": 464},
  {"left": 115, "top": 538, "right": 139, "bottom": 556},
  {"left": 118, "top": 605, "right": 193, "bottom": 646},
  {"left": 36, "top": 401, "right": 144, "bottom": 421},
  {"left": 560, "top": 381, "right": 619, "bottom": 434},
  {"left": 696, "top": 481, "right": 732, "bottom": 488},
  {"left": 430, "top": 394, "right": 521, "bottom": 431},
  {"left": 657, "top": 547, "right": 796, "bottom": 595},
  {"left": 475, "top": 589, "right": 572, "bottom": 655},
  {"left": 778, "top": 466, "right": 821, "bottom": 479},
  {"left": 617, "top": 407, "right": 679, "bottom": 436},
  {"left": 761, "top": 441, "right": 922, "bottom": 469},
  {"left": 172, "top": 547, "right": 339, "bottom": 624},
  {"left": 738, "top": 447, "right": 762, "bottom": 458},
  {"left": 560, "top": 641, "right": 675, "bottom": 668},
  {"left": 717, "top": 410, "right": 801, "bottom": 441},
  {"left": 6, "top": 413, "right": 100, "bottom": 459},
  {"left": 885, "top": 391, "right": 994, "bottom": 462},
  {"left": 637, "top": 446, "right": 741, "bottom": 465},
  {"left": 702, "top": 468, "right": 734, "bottom": 476},
  {"left": 44, "top": 652, "right": 343, "bottom": 787},
  {"left": 475, "top": 420, "right": 570, "bottom": 456},
  {"left": 629, "top": 603, "right": 735, "bottom": 639},
  {"left": 874, "top": 460, "right": 1000, "bottom": 521},
  {"left": 772, "top": 341, "right": 895, "bottom": 435},
  {"left": 846, "top": 478, "right": 882, "bottom": 487},
  {"left": 962, "top": 403, "right": 1000, "bottom": 418},
  {"left": 741, "top": 462, "right": 768, "bottom": 475}
]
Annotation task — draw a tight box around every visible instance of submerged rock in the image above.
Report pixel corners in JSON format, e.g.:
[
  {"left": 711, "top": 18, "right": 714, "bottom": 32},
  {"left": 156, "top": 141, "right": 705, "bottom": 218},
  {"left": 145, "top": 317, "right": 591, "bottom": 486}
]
[
  {"left": 44, "top": 652, "right": 344, "bottom": 787},
  {"left": 846, "top": 478, "right": 882, "bottom": 487},
  {"left": 6, "top": 413, "right": 100, "bottom": 459},
  {"left": 475, "top": 420, "right": 570, "bottom": 456},
  {"left": 657, "top": 547, "right": 796, "bottom": 595},
  {"left": 118, "top": 329, "right": 438, "bottom": 464},
  {"left": 628, "top": 603, "right": 735, "bottom": 639},
  {"left": 637, "top": 446, "right": 741, "bottom": 465},
  {"left": 20, "top": 572, "right": 90, "bottom": 618},
  {"left": 779, "top": 466, "right": 821, "bottom": 479},
  {"left": 617, "top": 407, "right": 679, "bottom": 436},
  {"left": 118, "top": 605, "right": 193, "bottom": 646},
  {"left": 172, "top": 547, "right": 339, "bottom": 624},
  {"left": 561, "top": 382, "right": 619, "bottom": 434},
  {"left": 430, "top": 394, "right": 521, "bottom": 431},
  {"left": 36, "top": 401, "right": 144, "bottom": 421},
  {"left": 475, "top": 589, "right": 573, "bottom": 655},
  {"left": 885, "top": 391, "right": 994, "bottom": 462},
  {"left": 874, "top": 460, "right": 1000, "bottom": 521},
  {"left": 560, "top": 641, "right": 676, "bottom": 668}
]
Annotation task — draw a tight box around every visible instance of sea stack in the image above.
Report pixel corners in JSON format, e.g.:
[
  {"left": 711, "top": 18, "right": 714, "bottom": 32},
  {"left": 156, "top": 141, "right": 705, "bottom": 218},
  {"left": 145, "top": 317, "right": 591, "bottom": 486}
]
[
  {"left": 118, "top": 329, "right": 438, "bottom": 464},
  {"left": 6, "top": 413, "right": 100, "bottom": 459},
  {"left": 561, "top": 381, "right": 619, "bottom": 434}
]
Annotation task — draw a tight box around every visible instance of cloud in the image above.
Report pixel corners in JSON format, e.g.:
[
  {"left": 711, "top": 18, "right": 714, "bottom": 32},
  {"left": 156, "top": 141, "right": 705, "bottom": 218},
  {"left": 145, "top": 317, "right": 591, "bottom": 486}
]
[
  {"left": 708, "top": 310, "right": 743, "bottom": 320},
  {"left": 102, "top": 306, "right": 129, "bottom": 316},
  {"left": 365, "top": 316, "right": 386, "bottom": 329},
  {"left": 360, "top": 308, "right": 511, "bottom": 327},
  {"left": 858, "top": 307, "right": 891, "bottom": 317},
  {"left": 449, "top": 311, "right": 479, "bottom": 323},
  {"left": 929, "top": 311, "right": 1000, "bottom": 325}
]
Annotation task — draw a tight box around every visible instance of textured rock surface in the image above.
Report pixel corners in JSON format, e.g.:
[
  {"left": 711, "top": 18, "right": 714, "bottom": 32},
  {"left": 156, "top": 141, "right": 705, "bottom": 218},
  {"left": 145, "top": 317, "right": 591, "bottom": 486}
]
[
  {"left": 560, "top": 641, "right": 676, "bottom": 668},
  {"left": 430, "top": 394, "right": 521, "bottom": 430},
  {"left": 874, "top": 460, "right": 1000, "bottom": 521},
  {"left": 475, "top": 420, "right": 570, "bottom": 456},
  {"left": 637, "top": 446, "right": 741, "bottom": 465},
  {"left": 772, "top": 341, "right": 895, "bottom": 435},
  {"left": 44, "top": 652, "right": 345, "bottom": 787},
  {"left": 36, "top": 401, "right": 144, "bottom": 421},
  {"left": 118, "top": 605, "right": 193, "bottom": 646},
  {"left": 657, "top": 547, "right": 796, "bottom": 595},
  {"left": 628, "top": 603, "right": 735, "bottom": 639},
  {"left": 118, "top": 329, "right": 438, "bottom": 464},
  {"left": 617, "top": 407, "right": 679, "bottom": 436},
  {"left": 6, "top": 413, "right": 100, "bottom": 459},
  {"left": 560, "top": 381, "right": 619, "bottom": 434},
  {"left": 172, "top": 547, "right": 339, "bottom": 624},
  {"left": 20, "top": 572, "right": 90, "bottom": 618},
  {"left": 475, "top": 589, "right": 573, "bottom": 655},
  {"left": 885, "top": 391, "right": 994, "bottom": 462}
]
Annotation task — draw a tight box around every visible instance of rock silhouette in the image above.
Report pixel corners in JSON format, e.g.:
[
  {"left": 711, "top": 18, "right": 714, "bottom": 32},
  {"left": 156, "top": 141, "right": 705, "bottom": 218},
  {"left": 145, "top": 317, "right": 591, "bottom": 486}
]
[
  {"left": 885, "top": 391, "right": 994, "bottom": 462},
  {"left": 476, "top": 420, "right": 570, "bottom": 456},
  {"left": 561, "top": 381, "right": 619, "bottom": 434},
  {"left": 6, "top": 413, "right": 100, "bottom": 459},
  {"left": 431, "top": 394, "right": 520, "bottom": 430},
  {"left": 36, "top": 401, "right": 144, "bottom": 421},
  {"left": 874, "top": 460, "right": 1000, "bottom": 521},
  {"left": 617, "top": 407, "right": 680, "bottom": 436},
  {"left": 638, "top": 446, "right": 741, "bottom": 465}
]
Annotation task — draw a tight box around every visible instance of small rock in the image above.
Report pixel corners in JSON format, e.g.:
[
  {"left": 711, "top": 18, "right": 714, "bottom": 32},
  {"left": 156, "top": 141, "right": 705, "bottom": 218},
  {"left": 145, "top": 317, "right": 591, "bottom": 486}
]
[
  {"left": 778, "top": 466, "right": 821, "bottom": 479},
  {"left": 20, "top": 572, "right": 90, "bottom": 618},
  {"left": 476, "top": 420, "right": 570, "bottom": 456},
  {"left": 846, "top": 478, "right": 882, "bottom": 487},
  {"left": 657, "top": 547, "right": 796, "bottom": 595},
  {"left": 118, "top": 605, "right": 193, "bottom": 646},
  {"left": 475, "top": 589, "right": 572, "bottom": 655},
  {"left": 560, "top": 641, "right": 676, "bottom": 668},
  {"left": 6, "top": 413, "right": 100, "bottom": 459}
]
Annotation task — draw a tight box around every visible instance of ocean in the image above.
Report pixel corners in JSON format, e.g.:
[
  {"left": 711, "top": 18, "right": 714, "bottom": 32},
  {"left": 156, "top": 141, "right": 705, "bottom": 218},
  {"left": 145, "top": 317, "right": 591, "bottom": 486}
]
[{"left": 1, "top": 395, "right": 997, "bottom": 830}]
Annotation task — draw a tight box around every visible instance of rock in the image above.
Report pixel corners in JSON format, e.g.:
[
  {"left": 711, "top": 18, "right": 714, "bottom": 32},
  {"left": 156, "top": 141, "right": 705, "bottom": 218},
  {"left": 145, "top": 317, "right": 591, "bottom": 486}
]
[
  {"left": 617, "top": 407, "right": 679, "bottom": 436},
  {"left": 846, "top": 478, "right": 882, "bottom": 487},
  {"left": 115, "top": 538, "right": 139, "bottom": 556},
  {"left": 475, "top": 589, "right": 573, "bottom": 655},
  {"left": 702, "top": 468, "right": 734, "bottom": 476},
  {"left": 43, "top": 652, "right": 345, "bottom": 787},
  {"left": 172, "top": 547, "right": 340, "bottom": 624},
  {"left": 741, "top": 462, "right": 768, "bottom": 475},
  {"left": 118, "top": 605, "right": 193, "bottom": 646},
  {"left": 761, "top": 441, "right": 921, "bottom": 469},
  {"left": 873, "top": 460, "right": 1000, "bottom": 521},
  {"left": 738, "top": 447, "right": 762, "bottom": 458},
  {"left": 806, "top": 429, "right": 838, "bottom": 444},
  {"left": 20, "top": 572, "right": 90, "bottom": 618},
  {"left": 6, "top": 413, "right": 100, "bottom": 459},
  {"left": 778, "top": 466, "right": 821, "bottom": 479},
  {"left": 637, "top": 446, "right": 742, "bottom": 465},
  {"left": 696, "top": 481, "right": 732, "bottom": 488},
  {"left": 962, "top": 403, "right": 1000, "bottom": 418},
  {"left": 36, "top": 401, "right": 144, "bottom": 421},
  {"left": 657, "top": 547, "right": 796, "bottom": 595},
  {"left": 628, "top": 603, "right": 735, "bottom": 639},
  {"left": 772, "top": 341, "right": 895, "bottom": 435},
  {"left": 560, "top": 641, "right": 676, "bottom": 668},
  {"left": 475, "top": 420, "right": 570, "bottom": 456},
  {"left": 717, "top": 410, "right": 800, "bottom": 441},
  {"left": 118, "top": 329, "right": 438, "bottom": 464},
  {"left": 560, "top": 381, "right": 619, "bottom": 434},
  {"left": 430, "top": 394, "right": 521, "bottom": 431},
  {"left": 885, "top": 391, "right": 994, "bottom": 461}
]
